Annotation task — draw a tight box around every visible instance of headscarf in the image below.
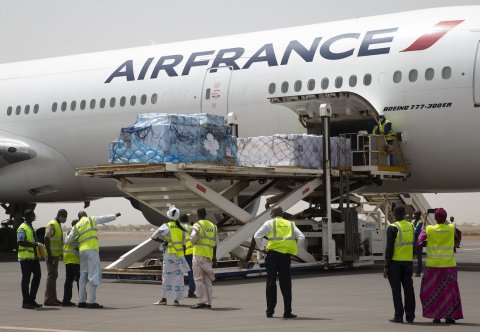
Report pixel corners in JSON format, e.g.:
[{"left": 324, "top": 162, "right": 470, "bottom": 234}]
[{"left": 434, "top": 208, "right": 447, "bottom": 223}]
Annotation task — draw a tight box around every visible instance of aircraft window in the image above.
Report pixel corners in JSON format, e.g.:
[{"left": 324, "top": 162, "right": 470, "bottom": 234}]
[
  {"left": 425, "top": 68, "right": 434, "bottom": 81},
  {"left": 70, "top": 101, "right": 76, "bottom": 111},
  {"left": 294, "top": 80, "right": 302, "bottom": 92},
  {"left": 321, "top": 78, "right": 329, "bottom": 90},
  {"left": 335, "top": 76, "right": 343, "bottom": 89},
  {"left": 110, "top": 97, "right": 116, "bottom": 108},
  {"left": 52, "top": 102, "right": 58, "bottom": 112},
  {"left": 100, "top": 98, "right": 106, "bottom": 109},
  {"left": 141, "top": 94, "right": 147, "bottom": 105},
  {"left": 442, "top": 66, "right": 452, "bottom": 79},
  {"left": 90, "top": 99, "right": 96, "bottom": 109},
  {"left": 151, "top": 93, "right": 158, "bottom": 104},
  {"left": 205, "top": 89, "right": 211, "bottom": 100},
  {"left": 268, "top": 83, "right": 276, "bottom": 94},
  {"left": 80, "top": 100, "right": 86, "bottom": 110},
  {"left": 363, "top": 74, "right": 372, "bottom": 86},
  {"left": 7, "top": 106, "right": 12, "bottom": 116},
  {"left": 307, "top": 79, "right": 315, "bottom": 91},
  {"left": 130, "top": 95, "right": 136, "bottom": 106},
  {"left": 24, "top": 105, "right": 30, "bottom": 115},
  {"left": 33, "top": 104, "right": 39, "bottom": 114},
  {"left": 15, "top": 105, "right": 21, "bottom": 115},
  {"left": 281, "top": 81, "right": 289, "bottom": 93},
  {"left": 409, "top": 69, "right": 418, "bottom": 82},
  {"left": 349, "top": 75, "right": 357, "bottom": 87},
  {"left": 393, "top": 71, "right": 402, "bottom": 83},
  {"left": 61, "top": 101, "right": 67, "bottom": 112},
  {"left": 120, "top": 96, "right": 126, "bottom": 107}
]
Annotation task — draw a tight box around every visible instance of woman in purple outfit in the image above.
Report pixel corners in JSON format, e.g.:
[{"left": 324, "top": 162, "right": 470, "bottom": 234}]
[{"left": 417, "top": 208, "right": 463, "bottom": 324}]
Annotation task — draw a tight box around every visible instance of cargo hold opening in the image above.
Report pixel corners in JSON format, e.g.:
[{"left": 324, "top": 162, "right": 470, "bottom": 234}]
[{"left": 269, "top": 92, "right": 378, "bottom": 136}]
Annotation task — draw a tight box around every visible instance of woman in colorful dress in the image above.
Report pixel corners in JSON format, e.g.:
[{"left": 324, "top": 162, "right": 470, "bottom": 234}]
[{"left": 417, "top": 208, "right": 463, "bottom": 324}]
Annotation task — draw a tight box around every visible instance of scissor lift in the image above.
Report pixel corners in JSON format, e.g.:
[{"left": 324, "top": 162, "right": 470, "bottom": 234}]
[{"left": 77, "top": 156, "right": 408, "bottom": 280}]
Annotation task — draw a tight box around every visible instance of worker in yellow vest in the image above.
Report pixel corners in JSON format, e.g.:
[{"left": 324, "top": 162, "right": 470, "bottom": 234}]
[
  {"left": 62, "top": 219, "right": 80, "bottom": 306},
  {"left": 254, "top": 206, "right": 305, "bottom": 319},
  {"left": 64, "top": 211, "right": 121, "bottom": 309},
  {"left": 372, "top": 113, "right": 395, "bottom": 165},
  {"left": 190, "top": 207, "right": 218, "bottom": 309},
  {"left": 43, "top": 209, "right": 68, "bottom": 306},
  {"left": 417, "top": 208, "right": 463, "bottom": 323},
  {"left": 151, "top": 205, "right": 190, "bottom": 306},
  {"left": 181, "top": 213, "right": 196, "bottom": 298},
  {"left": 383, "top": 205, "right": 416, "bottom": 324},
  {"left": 16, "top": 210, "right": 43, "bottom": 309}
]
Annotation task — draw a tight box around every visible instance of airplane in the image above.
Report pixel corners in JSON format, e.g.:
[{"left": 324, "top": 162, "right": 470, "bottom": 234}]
[{"left": 1, "top": 5, "right": 479, "bottom": 230}]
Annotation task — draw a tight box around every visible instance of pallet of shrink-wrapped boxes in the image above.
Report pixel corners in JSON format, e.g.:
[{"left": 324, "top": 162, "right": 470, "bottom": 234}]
[
  {"left": 108, "top": 113, "right": 238, "bottom": 165},
  {"left": 237, "top": 134, "right": 351, "bottom": 169}
]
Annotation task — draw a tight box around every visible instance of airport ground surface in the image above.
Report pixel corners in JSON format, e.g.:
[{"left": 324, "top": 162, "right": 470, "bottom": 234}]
[{"left": 0, "top": 235, "right": 479, "bottom": 332}]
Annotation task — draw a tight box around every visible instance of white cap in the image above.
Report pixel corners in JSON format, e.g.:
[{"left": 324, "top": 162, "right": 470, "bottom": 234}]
[{"left": 167, "top": 205, "right": 180, "bottom": 221}]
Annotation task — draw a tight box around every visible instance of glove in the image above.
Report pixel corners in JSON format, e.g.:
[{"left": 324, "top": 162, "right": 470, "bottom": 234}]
[{"left": 383, "top": 266, "right": 389, "bottom": 279}]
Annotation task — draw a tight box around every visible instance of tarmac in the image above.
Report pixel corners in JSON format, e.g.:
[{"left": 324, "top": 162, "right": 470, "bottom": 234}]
[{"left": 0, "top": 237, "right": 479, "bottom": 332}]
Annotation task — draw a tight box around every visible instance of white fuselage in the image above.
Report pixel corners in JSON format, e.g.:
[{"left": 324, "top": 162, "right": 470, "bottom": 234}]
[{"left": 1, "top": 6, "right": 480, "bottom": 203}]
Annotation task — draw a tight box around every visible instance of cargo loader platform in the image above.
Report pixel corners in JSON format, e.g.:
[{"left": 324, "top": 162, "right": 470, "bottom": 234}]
[{"left": 77, "top": 158, "right": 409, "bottom": 281}]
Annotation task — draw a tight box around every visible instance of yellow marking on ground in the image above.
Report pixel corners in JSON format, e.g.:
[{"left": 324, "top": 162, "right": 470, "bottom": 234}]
[
  {"left": 0, "top": 327, "right": 88, "bottom": 332},
  {"left": 459, "top": 248, "right": 480, "bottom": 251}
]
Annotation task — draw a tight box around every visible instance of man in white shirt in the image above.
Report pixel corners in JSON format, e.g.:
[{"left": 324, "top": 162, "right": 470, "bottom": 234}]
[{"left": 254, "top": 206, "right": 305, "bottom": 319}]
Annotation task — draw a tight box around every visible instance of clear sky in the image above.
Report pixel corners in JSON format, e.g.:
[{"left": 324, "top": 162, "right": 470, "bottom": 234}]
[{"left": 1, "top": 0, "right": 480, "bottom": 226}]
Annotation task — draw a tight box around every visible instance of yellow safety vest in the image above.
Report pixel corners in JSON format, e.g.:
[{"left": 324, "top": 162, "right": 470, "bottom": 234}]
[
  {"left": 46, "top": 219, "right": 63, "bottom": 257},
  {"left": 73, "top": 217, "right": 99, "bottom": 251},
  {"left": 166, "top": 221, "right": 185, "bottom": 257},
  {"left": 266, "top": 217, "right": 298, "bottom": 255},
  {"left": 185, "top": 225, "right": 193, "bottom": 256},
  {"left": 390, "top": 220, "right": 414, "bottom": 261},
  {"left": 63, "top": 231, "right": 80, "bottom": 264},
  {"left": 193, "top": 219, "right": 217, "bottom": 259},
  {"left": 17, "top": 223, "right": 37, "bottom": 260},
  {"left": 426, "top": 223, "right": 456, "bottom": 268},
  {"left": 373, "top": 120, "right": 395, "bottom": 141}
]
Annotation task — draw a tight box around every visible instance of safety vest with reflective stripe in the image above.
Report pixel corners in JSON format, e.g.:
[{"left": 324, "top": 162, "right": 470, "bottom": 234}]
[
  {"left": 63, "top": 232, "right": 80, "bottom": 264},
  {"left": 390, "top": 220, "right": 414, "bottom": 261},
  {"left": 193, "top": 220, "right": 217, "bottom": 259},
  {"left": 74, "top": 217, "right": 99, "bottom": 251},
  {"left": 46, "top": 219, "right": 63, "bottom": 257},
  {"left": 266, "top": 217, "right": 298, "bottom": 255},
  {"left": 426, "top": 223, "right": 456, "bottom": 268},
  {"left": 166, "top": 221, "right": 186, "bottom": 257},
  {"left": 17, "top": 223, "right": 36, "bottom": 260},
  {"left": 373, "top": 120, "right": 395, "bottom": 141},
  {"left": 185, "top": 225, "right": 193, "bottom": 256}
]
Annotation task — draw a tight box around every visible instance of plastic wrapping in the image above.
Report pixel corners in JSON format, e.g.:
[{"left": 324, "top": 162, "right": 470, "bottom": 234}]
[
  {"left": 237, "top": 134, "right": 351, "bottom": 169},
  {"left": 109, "top": 113, "right": 238, "bottom": 165}
]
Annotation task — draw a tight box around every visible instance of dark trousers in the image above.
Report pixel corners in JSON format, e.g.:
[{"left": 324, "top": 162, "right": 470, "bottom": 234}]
[
  {"left": 63, "top": 263, "right": 80, "bottom": 302},
  {"left": 20, "top": 260, "right": 41, "bottom": 305},
  {"left": 387, "top": 261, "right": 416, "bottom": 321},
  {"left": 185, "top": 254, "right": 195, "bottom": 294},
  {"left": 265, "top": 251, "right": 292, "bottom": 315}
]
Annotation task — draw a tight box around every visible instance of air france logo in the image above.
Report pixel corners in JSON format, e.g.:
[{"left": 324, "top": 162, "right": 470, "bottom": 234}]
[{"left": 105, "top": 20, "right": 463, "bottom": 84}]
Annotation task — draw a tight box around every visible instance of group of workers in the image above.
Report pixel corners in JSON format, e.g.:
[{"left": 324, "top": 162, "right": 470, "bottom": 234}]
[
  {"left": 16, "top": 209, "right": 120, "bottom": 309},
  {"left": 384, "top": 205, "right": 463, "bottom": 324},
  {"left": 149, "top": 204, "right": 304, "bottom": 318},
  {"left": 17, "top": 201, "right": 463, "bottom": 324}
]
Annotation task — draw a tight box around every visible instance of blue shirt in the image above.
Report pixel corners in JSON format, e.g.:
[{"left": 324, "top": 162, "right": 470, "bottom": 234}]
[{"left": 17, "top": 222, "right": 37, "bottom": 261}]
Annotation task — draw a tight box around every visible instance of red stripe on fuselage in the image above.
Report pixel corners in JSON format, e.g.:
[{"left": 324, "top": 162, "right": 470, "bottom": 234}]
[{"left": 401, "top": 20, "right": 464, "bottom": 52}]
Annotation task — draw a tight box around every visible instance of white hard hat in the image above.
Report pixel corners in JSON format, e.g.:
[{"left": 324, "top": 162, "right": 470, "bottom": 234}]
[{"left": 167, "top": 205, "right": 180, "bottom": 221}]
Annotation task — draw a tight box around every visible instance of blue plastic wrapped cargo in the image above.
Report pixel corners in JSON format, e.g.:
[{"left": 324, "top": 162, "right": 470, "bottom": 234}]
[{"left": 109, "top": 113, "right": 238, "bottom": 165}]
